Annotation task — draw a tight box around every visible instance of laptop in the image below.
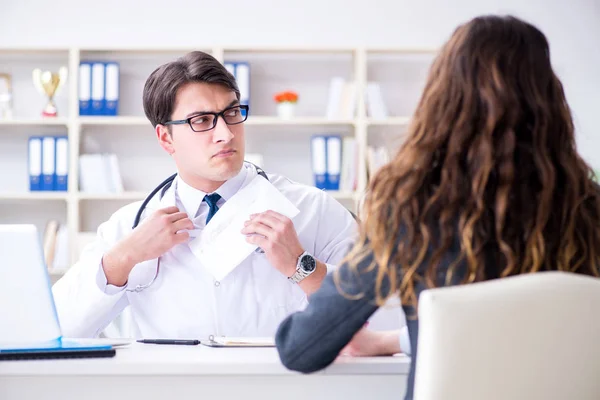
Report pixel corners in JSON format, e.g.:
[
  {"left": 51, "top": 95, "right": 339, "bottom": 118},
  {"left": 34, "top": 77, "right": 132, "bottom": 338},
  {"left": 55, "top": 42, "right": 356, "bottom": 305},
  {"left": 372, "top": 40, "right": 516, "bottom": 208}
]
[{"left": 0, "top": 224, "right": 116, "bottom": 360}]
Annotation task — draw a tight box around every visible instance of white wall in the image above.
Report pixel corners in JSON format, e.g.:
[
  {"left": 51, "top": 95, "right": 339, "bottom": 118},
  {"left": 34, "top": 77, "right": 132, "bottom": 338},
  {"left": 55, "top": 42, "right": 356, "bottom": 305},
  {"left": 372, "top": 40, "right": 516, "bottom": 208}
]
[{"left": 2, "top": 0, "right": 599, "bottom": 167}]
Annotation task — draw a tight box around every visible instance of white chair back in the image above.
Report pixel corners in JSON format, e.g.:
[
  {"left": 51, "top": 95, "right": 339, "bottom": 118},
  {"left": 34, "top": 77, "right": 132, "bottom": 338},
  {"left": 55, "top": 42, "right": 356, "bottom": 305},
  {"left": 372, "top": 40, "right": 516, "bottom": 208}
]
[{"left": 414, "top": 271, "right": 600, "bottom": 400}]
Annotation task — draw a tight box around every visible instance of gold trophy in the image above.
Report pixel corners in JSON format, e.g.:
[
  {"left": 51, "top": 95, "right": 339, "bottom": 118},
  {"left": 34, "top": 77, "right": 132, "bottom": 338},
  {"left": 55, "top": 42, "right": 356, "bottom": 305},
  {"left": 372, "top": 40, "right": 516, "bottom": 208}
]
[{"left": 32, "top": 67, "right": 68, "bottom": 117}]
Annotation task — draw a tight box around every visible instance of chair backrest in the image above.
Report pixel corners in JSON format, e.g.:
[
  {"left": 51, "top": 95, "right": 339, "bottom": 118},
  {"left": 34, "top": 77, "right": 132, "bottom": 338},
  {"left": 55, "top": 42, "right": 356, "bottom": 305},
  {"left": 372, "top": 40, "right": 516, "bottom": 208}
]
[{"left": 413, "top": 271, "right": 600, "bottom": 400}]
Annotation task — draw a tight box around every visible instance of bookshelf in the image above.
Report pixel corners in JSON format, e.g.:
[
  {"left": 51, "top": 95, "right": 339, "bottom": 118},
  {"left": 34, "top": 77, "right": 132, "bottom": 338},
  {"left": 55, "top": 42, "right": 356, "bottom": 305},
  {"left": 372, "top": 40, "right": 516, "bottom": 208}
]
[{"left": 0, "top": 46, "right": 437, "bottom": 273}]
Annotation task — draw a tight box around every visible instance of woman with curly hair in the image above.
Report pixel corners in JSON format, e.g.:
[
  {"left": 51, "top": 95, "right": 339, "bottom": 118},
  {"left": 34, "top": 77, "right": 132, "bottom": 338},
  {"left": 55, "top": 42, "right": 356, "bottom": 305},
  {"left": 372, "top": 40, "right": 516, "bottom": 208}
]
[{"left": 275, "top": 14, "right": 600, "bottom": 400}]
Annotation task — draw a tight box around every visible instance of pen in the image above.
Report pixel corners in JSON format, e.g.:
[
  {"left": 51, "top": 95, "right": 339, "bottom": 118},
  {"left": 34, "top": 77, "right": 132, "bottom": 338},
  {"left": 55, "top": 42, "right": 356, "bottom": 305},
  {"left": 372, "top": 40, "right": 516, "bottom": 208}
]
[{"left": 137, "top": 339, "right": 201, "bottom": 345}]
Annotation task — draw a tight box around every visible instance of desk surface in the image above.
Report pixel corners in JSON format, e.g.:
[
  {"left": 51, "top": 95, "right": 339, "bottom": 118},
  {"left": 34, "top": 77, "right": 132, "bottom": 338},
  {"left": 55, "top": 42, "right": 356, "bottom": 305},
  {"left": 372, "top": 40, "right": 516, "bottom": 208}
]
[{"left": 0, "top": 342, "right": 411, "bottom": 376}]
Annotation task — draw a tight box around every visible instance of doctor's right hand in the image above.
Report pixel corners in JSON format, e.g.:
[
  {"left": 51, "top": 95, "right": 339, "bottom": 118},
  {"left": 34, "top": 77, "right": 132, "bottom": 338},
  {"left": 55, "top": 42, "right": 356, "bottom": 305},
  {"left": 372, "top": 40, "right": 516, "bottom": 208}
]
[{"left": 102, "top": 206, "right": 194, "bottom": 286}]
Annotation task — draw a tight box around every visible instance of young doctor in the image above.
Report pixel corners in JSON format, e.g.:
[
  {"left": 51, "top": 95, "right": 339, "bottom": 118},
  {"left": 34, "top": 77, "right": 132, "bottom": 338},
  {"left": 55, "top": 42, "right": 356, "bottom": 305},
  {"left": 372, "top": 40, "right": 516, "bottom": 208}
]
[{"left": 52, "top": 50, "right": 357, "bottom": 340}]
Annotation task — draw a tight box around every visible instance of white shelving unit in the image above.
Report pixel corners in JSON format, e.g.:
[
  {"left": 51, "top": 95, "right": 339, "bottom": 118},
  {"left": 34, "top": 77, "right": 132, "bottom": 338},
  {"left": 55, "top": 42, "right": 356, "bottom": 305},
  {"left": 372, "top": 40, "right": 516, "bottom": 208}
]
[
  {"left": 0, "top": 118, "right": 69, "bottom": 126},
  {"left": 0, "top": 46, "right": 437, "bottom": 271}
]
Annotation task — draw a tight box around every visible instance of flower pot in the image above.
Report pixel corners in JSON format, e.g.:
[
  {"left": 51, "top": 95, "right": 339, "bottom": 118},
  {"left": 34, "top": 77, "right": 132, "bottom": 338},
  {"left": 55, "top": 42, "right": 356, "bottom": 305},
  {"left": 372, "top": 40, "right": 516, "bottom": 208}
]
[{"left": 276, "top": 102, "right": 295, "bottom": 119}]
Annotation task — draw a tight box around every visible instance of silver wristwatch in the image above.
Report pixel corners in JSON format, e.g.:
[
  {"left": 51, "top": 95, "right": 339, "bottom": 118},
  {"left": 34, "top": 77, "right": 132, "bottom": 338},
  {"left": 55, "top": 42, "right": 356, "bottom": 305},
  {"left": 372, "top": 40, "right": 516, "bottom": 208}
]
[{"left": 288, "top": 251, "right": 317, "bottom": 284}]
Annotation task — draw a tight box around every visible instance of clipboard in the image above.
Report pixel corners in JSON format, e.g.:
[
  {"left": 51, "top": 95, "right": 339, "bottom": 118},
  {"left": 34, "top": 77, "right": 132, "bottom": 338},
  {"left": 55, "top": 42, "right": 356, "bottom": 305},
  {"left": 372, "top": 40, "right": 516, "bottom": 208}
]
[{"left": 201, "top": 336, "right": 275, "bottom": 348}]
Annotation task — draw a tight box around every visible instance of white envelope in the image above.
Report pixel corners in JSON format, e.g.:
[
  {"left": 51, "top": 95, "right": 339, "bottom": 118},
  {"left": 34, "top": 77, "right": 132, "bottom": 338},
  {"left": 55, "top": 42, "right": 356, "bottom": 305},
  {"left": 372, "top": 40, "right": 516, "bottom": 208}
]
[{"left": 188, "top": 175, "right": 300, "bottom": 281}]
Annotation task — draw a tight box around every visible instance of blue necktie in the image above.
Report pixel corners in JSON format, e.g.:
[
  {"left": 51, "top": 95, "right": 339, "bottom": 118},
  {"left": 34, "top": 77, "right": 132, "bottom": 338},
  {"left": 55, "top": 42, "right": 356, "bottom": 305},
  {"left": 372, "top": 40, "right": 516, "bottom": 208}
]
[{"left": 203, "top": 193, "right": 222, "bottom": 224}]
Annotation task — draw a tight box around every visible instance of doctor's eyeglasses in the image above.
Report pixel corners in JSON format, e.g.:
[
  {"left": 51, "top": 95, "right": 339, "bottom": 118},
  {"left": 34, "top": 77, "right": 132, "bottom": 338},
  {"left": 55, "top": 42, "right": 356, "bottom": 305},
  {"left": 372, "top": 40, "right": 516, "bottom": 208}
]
[{"left": 164, "top": 104, "right": 249, "bottom": 133}]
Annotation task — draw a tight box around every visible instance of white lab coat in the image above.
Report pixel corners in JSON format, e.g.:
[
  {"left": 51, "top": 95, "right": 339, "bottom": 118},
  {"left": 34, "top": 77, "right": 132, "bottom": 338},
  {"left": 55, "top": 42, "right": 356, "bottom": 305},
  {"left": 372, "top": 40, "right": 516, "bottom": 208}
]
[{"left": 52, "top": 163, "right": 357, "bottom": 339}]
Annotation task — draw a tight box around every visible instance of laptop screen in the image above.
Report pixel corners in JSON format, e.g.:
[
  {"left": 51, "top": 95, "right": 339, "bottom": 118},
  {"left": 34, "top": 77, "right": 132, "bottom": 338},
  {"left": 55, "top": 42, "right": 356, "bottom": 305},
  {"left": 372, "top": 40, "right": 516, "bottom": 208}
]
[{"left": 0, "top": 224, "right": 63, "bottom": 349}]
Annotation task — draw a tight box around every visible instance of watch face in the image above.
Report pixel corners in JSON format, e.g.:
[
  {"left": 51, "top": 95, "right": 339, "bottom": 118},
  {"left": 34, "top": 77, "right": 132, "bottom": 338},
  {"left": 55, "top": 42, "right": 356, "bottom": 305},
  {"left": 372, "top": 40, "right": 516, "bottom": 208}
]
[{"left": 301, "top": 254, "right": 317, "bottom": 272}]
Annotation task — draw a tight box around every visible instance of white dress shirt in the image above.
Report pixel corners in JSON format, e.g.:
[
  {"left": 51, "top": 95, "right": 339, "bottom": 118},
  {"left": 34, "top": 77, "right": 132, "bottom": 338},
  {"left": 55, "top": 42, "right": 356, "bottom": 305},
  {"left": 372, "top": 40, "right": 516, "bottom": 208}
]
[{"left": 52, "top": 163, "right": 358, "bottom": 339}]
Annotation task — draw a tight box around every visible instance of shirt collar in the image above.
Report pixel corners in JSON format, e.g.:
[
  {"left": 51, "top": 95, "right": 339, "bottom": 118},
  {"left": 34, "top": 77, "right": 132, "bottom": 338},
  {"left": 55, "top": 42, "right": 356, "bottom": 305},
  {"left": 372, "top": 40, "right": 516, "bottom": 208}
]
[{"left": 175, "top": 165, "right": 248, "bottom": 218}]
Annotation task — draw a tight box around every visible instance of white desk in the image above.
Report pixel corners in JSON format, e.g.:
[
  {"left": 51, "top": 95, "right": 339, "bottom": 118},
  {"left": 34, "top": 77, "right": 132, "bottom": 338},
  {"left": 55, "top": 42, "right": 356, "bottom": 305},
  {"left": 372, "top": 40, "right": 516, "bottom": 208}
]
[{"left": 0, "top": 343, "right": 410, "bottom": 399}]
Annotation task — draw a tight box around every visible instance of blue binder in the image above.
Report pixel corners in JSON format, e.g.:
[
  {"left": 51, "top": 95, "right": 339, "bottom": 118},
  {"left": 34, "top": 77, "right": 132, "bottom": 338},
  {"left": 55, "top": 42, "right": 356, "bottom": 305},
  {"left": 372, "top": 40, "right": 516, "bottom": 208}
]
[
  {"left": 54, "top": 136, "right": 68, "bottom": 191},
  {"left": 104, "top": 62, "right": 119, "bottom": 116},
  {"left": 90, "top": 62, "right": 106, "bottom": 115},
  {"left": 41, "top": 136, "right": 56, "bottom": 191},
  {"left": 311, "top": 135, "right": 328, "bottom": 190},
  {"left": 78, "top": 62, "right": 92, "bottom": 116},
  {"left": 234, "top": 62, "right": 250, "bottom": 117},
  {"left": 225, "top": 61, "right": 250, "bottom": 117},
  {"left": 326, "top": 135, "right": 342, "bottom": 191},
  {"left": 224, "top": 62, "right": 235, "bottom": 77},
  {"left": 28, "top": 137, "right": 42, "bottom": 191}
]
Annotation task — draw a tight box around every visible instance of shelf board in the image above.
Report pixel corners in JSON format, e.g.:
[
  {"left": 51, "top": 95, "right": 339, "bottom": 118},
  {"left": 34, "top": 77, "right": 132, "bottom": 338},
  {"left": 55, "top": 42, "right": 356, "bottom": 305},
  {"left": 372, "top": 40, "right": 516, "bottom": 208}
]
[
  {"left": 0, "top": 48, "right": 69, "bottom": 55},
  {"left": 367, "top": 117, "right": 411, "bottom": 126},
  {"left": 80, "top": 47, "right": 212, "bottom": 54},
  {"left": 79, "top": 116, "right": 150, "bottom": 126},
  {"left": 78, "top": 116, "right": 355, "bottom": 127},
  {"left": 78, "top": 191, "right": 148, "bottom": 201},
  {"left": 0, "top": 118, "right": 69, "bottom": 126},
  {"left": 0, "top": 46, "right": 435, "bottom": 54},
  {"left": 0, "top": 116, "right": 412, "bottom": 128},
  {"left": 223, "top": 46, "right": 356, "bottom": 54},
  {"left": 77, "top": 191, "right": 355, "bottom": 201},
  {"left": 367, "top": 47, "right": 439, "bottom": 54},
  {"left": 246, "top": 117, "right": 355, "bottom": 126},
  {"left": 0, "top": 192, "right": 69, "bottom": 201}
]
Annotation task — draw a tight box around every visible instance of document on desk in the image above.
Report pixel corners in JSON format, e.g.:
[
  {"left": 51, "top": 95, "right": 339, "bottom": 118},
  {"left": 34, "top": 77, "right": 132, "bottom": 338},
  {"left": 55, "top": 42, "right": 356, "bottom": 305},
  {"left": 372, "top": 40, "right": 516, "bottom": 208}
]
[
  {"left": 188, "top": 175, "right": 300, "bottom": 281},
  {"left": 203, "top": 336, "right": 275, "bottom": 348}
]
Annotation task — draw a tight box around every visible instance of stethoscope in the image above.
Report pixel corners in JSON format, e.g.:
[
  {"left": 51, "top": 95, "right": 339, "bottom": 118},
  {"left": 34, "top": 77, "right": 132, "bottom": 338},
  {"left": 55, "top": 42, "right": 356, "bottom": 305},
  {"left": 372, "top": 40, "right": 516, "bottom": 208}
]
[
  {"left": 125, "top": 162, "right": 269, "bottom": 293},
  {"left": 132, "top": 162, "right": 269, "bottom": 229}
]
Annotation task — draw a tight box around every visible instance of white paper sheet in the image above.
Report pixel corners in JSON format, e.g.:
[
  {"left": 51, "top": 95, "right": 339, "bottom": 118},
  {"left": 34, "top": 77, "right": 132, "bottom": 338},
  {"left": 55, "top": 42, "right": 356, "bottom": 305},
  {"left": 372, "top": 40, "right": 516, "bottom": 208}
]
[
  {"left": 188, "top": 175, "right": 300, "bottom": 281},
  {"left": 206, "top": 336, "right": 275, "bottom": 347}
]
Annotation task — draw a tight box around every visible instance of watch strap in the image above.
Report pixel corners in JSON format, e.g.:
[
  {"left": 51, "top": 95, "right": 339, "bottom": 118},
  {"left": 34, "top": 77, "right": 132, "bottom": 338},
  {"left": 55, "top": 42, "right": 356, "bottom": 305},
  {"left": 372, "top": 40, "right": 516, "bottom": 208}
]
[{"left": 288, "top": 251, "right": 314, "bottom": 284}]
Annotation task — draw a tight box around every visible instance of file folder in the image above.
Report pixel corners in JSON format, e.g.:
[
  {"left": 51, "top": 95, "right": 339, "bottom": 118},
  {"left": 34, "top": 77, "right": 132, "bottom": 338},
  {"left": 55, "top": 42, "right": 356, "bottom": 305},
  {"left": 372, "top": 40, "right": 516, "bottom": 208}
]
[
  {"left": 41, "top": 136, "right": 55, "bottom": 191},
  {"left": 326, "top": 135, "right": 342, "bottom": 191},
  {"left": 78, "top": 62, "right": 92, "bottom": 115},
  {"left": 235, "top": 62, "right": 250, "bottom": 117},
  {"left": 28, "top": 137, "right": 42, "bottom": 191},
  {"left": 104, "top": 62, "right": 119, "bottom": 116},
  {"left": 224, "top": 62, "right": 235, "bottom": 77},
  {"left": 54, "top": 136, "right": 68, "bottom": 191},
  {"left": 311, "top": 135, "right": 328, "bottom": 190},
  {"left": 91, "top": 62, "right": 105, "bottom": 115}
]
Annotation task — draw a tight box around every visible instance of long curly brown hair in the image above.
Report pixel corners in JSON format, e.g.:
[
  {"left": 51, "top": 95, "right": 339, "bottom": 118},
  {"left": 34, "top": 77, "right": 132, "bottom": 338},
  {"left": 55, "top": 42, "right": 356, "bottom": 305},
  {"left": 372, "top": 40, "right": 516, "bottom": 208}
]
[{"left": 341, "top": 15, "right": 600, "bottom": 309}]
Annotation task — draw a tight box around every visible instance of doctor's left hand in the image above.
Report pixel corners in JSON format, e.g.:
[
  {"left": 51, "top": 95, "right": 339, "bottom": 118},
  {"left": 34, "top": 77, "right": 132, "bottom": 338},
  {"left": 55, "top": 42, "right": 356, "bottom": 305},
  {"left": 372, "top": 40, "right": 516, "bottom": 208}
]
[{"left": 241, "top": 210, "right": 303, "bottom": 277}]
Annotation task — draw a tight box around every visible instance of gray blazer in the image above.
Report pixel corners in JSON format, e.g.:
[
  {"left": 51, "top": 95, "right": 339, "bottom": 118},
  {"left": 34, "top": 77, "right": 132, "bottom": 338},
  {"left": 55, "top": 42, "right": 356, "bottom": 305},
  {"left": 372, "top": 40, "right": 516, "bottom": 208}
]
[{"left": 275, "top": 250, "right": 422, "bottom": 400}]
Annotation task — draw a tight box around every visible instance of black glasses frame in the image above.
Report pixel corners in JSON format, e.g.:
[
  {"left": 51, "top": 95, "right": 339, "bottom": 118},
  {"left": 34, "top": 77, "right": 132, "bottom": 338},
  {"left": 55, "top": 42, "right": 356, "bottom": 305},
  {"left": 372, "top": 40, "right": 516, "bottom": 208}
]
[{"left": 164, "top": 104, "right": 249, "bottom": 132}]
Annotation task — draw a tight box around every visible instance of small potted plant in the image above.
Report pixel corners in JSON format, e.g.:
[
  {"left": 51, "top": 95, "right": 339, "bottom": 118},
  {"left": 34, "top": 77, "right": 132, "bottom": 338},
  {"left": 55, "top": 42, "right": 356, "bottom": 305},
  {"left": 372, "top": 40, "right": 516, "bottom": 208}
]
[{"left": 274, "top": 90, "right": 298, "bottom": 119}]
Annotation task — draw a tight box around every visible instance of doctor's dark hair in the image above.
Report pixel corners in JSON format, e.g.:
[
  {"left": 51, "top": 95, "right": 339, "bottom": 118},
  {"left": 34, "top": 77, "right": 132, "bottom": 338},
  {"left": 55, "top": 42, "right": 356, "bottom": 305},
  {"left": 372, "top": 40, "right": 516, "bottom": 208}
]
[
  {"left": 143, "top": 51, "right": 240, "bottom": 128},
  {"left": 337, "top": 15, "right": 600, "bottom": 310}
]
